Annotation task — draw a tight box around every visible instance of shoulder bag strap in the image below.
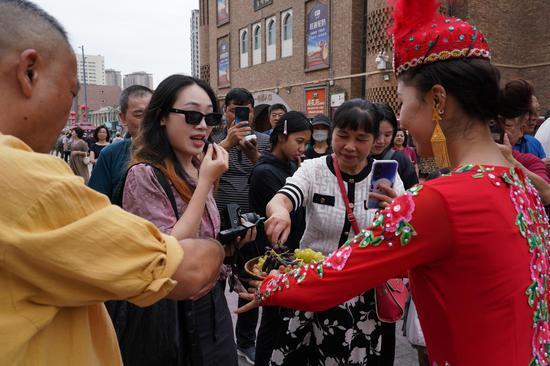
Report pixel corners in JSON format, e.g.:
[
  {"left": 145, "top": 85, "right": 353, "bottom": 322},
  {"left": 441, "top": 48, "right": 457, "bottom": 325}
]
[
  {"left": 331, "top": 153, "right": 361, "bottom": 235},
  {"left": 151, "top": 166, "right": 180, "bottom": 220}
]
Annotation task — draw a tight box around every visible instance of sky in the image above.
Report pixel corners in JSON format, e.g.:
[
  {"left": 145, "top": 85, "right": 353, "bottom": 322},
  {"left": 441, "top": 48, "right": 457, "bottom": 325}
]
[{"left": 33, "top": 0, "right": 199, "bottom": 87}]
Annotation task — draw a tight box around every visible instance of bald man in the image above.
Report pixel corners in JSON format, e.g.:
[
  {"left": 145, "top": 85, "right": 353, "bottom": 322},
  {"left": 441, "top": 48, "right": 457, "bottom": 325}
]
[{"left": 0, "top": 1, "right": 224, "bottom": 365}]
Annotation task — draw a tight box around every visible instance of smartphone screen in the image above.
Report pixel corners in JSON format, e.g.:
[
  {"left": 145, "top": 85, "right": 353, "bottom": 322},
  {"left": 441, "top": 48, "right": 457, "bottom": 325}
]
[
  {"left": 235, "top": 106, "right": 250, "bottom": 124},
  {"left": 367, "top": 160, "right": 398, "bottom": 209}
]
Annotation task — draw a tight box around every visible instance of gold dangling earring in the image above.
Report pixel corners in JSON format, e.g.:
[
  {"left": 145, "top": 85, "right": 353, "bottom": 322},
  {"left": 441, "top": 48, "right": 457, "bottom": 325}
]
[{"left": 430, "top": 108, "right": 451, "bottom": 168}]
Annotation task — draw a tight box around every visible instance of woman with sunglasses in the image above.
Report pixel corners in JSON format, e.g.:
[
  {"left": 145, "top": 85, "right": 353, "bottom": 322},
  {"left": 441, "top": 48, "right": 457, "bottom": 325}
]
[{"left": 119, "top": 75, "right": 251, "bottom": 366}]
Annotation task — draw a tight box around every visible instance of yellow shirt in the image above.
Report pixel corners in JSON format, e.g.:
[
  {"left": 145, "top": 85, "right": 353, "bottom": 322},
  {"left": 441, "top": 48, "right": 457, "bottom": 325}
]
[{"left": 0, "top": 135, "right": 184, "bottom": 365}]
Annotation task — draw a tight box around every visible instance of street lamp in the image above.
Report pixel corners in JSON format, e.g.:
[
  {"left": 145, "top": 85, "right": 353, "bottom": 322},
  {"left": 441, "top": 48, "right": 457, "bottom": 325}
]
[{"left": 78, "top": 45, "right": 89, "bottom": 123}]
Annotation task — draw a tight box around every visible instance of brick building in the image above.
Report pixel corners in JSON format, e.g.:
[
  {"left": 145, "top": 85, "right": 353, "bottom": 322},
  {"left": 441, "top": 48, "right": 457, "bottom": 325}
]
[{"left": 199, "top": 0, "right": 550, "bottom": 116}]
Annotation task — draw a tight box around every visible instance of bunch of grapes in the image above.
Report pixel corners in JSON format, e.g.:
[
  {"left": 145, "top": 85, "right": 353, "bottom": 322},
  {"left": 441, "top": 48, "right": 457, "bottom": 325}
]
[{"left": 294, "top": 248, "right": 325, "bottom": 264}]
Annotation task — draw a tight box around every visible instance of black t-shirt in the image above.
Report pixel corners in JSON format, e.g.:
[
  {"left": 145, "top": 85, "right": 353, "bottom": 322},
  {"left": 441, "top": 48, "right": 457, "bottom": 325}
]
[
  {"left": 249, "top": 152, "right": 306, "bottom": 250},
  {"left": 304, "top": 144, "right": 332, "bottom": 160},
  {"left": 90, "top": 143, "right": 108, "bottom": 159}
]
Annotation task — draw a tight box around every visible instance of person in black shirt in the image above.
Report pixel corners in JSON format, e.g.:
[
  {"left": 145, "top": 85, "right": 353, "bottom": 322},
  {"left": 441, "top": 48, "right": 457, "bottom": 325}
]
[
  {"left": 371, "top": 103, "right": 419, "bottom": 189},
  {"left": 304, "top": 114, "right": 332, "bottom": 159},
  {"left": 249, "top": 111, "right": 311, "bottom": 366},
  {"left": 89, "top": 125, "right": 110, "bottom": 167}
]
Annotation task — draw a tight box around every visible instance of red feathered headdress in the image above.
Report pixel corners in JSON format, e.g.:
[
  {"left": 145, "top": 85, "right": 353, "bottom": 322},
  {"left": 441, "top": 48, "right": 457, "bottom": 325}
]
[{"left": 388, "top": 0, "right": 491, "bottom": 76}]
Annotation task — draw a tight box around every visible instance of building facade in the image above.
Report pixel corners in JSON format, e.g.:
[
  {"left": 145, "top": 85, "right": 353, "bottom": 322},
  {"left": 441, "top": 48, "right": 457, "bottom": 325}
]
[
  {"left": 105, "top": 69, "right": 122, "bottom": 89},
  {"left": 75, "top": 53, "right": 106, "bottom": 86},
  {"left": 199, "top": 0, "right": 550, "bottom": 116},
  {"left": 191, "top": 9, "right": 201, "bottom": 78},
  {"left": 123, "top": 71, "right": 154, "bottom": 89}
]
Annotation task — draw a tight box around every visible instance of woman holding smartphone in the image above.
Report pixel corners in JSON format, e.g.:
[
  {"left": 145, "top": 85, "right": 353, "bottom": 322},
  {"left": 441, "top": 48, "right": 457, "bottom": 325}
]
[
  {"left": 118, "top": 75, "right": 253, "bottom": 366},
  {"left": 253, "top": 99, "right": 404, "bottom": 365},
  {"left": 240, "top": 1, "right": 549, "bottom": 365}
]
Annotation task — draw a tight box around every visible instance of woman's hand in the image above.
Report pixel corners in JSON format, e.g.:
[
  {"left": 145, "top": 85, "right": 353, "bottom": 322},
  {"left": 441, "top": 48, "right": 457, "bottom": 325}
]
[
  {"left": 224, "top": 227, "right": 257, "bottom": 257},
  {"left": 497, "top": 133, "right": 517, "bottom": 165},
  {"left": 235, "top": 269, "right": 279, "bottom": 314},
  {"left": 369, "top": 183, "right": 398, "bottom": 209},
  {"left": 199, "top": 143, "right": 229, "bottom": 184},
  {"left": 265, "top": 211, "right": 291, "bottom": 245}
]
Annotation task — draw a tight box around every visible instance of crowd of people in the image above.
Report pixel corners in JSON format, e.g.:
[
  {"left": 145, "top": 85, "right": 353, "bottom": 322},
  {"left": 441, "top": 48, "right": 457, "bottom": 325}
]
[{"left": 0, "top": 0, "right": 548, "bottom": 366}]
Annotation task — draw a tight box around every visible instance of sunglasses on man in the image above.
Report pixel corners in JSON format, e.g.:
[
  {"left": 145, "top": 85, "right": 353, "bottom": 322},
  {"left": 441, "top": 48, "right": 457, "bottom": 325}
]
[{"left": 168, "top": 108, "right": 223, "bottom": 126}]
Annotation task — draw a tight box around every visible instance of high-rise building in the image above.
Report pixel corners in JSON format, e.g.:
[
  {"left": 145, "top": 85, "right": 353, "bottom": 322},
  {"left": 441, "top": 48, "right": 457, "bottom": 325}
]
[
  {"left": 191, "top": 9, "right": 200, "bottom": 78},
  {"left": 105, "top": 69, "right": 122, "bottom": 88},
  {"left": 123, "top": 72, "right": 154, "bottom": 89},
  {"left": 75, "top": 53, "right": 105, "bottom": 86}
]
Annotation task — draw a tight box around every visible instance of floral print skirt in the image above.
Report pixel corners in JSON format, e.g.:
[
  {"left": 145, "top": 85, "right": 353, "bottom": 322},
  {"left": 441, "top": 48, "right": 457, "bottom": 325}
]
[{"left": 269, "top": 290, "right": 391, "bottom": 366}]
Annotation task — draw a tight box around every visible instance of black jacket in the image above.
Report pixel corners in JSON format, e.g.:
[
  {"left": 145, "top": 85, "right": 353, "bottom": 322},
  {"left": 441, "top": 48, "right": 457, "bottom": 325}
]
[
  {"left": 371, "top": 147, "right": 419, "bottom": 190},
  {"left": 249, "top": 152, "right": 306, "bottom": 250}
]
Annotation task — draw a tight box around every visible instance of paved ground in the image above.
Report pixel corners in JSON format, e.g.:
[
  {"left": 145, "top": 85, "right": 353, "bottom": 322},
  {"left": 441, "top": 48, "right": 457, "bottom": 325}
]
[{"left": 225, "top": 288, "right": 418, "bottom": 366}]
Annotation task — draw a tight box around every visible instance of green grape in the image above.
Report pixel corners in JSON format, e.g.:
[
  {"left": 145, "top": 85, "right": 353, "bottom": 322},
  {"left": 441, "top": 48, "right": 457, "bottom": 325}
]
[
  {"left": 257, "top": 256, "right": 266, "bottom": 271},
  {"left": 294, "top": 248, "right": 325, "bottom": 264}
]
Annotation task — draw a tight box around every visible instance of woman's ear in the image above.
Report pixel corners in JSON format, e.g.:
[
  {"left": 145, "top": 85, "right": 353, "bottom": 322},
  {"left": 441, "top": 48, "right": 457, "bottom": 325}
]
[{"left": 431, "top": 84, "right": 447, "bottom": 113}]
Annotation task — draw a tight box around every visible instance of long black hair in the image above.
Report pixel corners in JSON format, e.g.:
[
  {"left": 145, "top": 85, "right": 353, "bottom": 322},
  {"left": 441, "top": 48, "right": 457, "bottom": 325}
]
[{"left": 132, "top": 74, "right": 219, "bottom": 203}]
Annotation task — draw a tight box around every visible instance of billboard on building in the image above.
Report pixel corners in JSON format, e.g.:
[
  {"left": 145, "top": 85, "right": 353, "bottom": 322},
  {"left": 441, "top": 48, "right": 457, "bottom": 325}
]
[
  {"left": 217, "top": 37, "right": 230, "bottom": 88},
  {"left": 305, "top": 1, "right": 330, "bottom": 71},
  {"left": 217, "top": 0, "right": 230, "bottom": 25},
  {"left": 305, "top": 87, "right": 327, "bottom": 117}
]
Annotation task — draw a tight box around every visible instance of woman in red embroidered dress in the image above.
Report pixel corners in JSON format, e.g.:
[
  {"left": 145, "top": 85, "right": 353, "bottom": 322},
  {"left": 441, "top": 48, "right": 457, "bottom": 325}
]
[{"left": 238, "top": 0, "right": 550, "bottom": 365}]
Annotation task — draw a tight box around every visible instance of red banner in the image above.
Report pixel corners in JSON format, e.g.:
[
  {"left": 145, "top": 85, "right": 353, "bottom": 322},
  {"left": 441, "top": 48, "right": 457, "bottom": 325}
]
[{"left": 305, "top": 88, "right": 326, "bottom": 117}]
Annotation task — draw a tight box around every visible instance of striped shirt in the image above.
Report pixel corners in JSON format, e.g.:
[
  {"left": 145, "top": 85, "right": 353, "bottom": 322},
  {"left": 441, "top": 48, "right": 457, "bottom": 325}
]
[
  {"left": 279, "top": 155, "right": 405, "bottom": 255},
  {"left": 210, "top": 128, "right": 270, "bottom": 216}
]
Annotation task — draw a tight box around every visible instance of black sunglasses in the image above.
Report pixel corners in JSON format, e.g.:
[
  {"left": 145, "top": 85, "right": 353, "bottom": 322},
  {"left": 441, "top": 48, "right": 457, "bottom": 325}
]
[{"left": 168, "top": 108, "right": 223, "bottom": 126}]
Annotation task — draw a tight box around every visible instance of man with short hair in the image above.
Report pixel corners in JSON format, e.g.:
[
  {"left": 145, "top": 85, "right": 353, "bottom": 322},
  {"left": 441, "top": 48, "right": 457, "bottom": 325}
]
[
  {"left": 88, "top": 85, "right": 152, "bottom": 200},
  {"left": 0, "top": 1, "right": 223, "bottom": 364},
  {"left": 210, "top": 87, "right": 270, "bottom": 364},
  {"left": 265, "top": 103, "right": 288, "bottom": 136}
]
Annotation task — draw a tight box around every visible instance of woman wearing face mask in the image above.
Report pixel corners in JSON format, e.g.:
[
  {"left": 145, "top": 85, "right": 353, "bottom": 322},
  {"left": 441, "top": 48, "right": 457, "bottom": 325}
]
[
  {"left": 248, "top": 111, "right": 311, "bottom": 366},
  {"left": 239, "top": 1, "right": 549, "bottom": 365},
  {"left": 304, "top": 114, "right": 332, "bottom": 159},
  {"left": 252, "top": 99, "right": 405, "bottom": 366},
  {"left": 370, "top": 103, "right": 419, "bottom": 189}
]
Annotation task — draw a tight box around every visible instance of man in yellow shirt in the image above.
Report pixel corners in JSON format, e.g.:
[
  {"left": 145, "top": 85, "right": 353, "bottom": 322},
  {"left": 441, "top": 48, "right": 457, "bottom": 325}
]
[{"left": 0, "top": 1, "right": 225, "bottom": 365}]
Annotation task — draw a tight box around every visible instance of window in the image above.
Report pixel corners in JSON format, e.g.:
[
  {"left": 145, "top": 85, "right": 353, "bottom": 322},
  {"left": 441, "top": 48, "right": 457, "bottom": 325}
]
[
  {"left": 241, "top": 30, "right": 248, "bottom": 53},
  {"left": 281, "top": 10, "right": 293, "bottom": 57},
  {"left": 254, "top": 25, "right": 261, "bottom": 50},
  {"left": 283, "top": 13, "right": 292, "bottom": 41},
  {"left": 267, "top": 19, "right": 275, "bottom": 46},
  {"left": 252, "top": 23, "right": 262, "bottom": 65},
  {"left": 266, "top": 17, "right": 276, "bottom": 62},
  {"left": 240, "top": 28, "right": 249, "bottom": 68}
]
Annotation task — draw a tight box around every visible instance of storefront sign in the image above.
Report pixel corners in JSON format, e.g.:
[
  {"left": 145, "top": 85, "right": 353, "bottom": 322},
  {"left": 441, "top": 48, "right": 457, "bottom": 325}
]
[
  {"left": 305, "top": 1, "right": 330, "bottom": 71},
  {"left": 305, "top": 87, "right": 327, "bottom": 117},
  {"left": 330, "top": 93, "right": 346, "bottom": 107},
  {"left": 217, "top": 38, "right": 230, "bottom": 88},
  {"left": 253, "top": 91, "right": 291, "bottom": 111}
]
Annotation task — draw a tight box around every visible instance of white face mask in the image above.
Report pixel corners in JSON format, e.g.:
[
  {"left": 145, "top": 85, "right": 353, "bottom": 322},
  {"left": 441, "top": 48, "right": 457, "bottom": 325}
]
[{"left": 312, "top": 130, "right": 329, "bottom": 142}]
